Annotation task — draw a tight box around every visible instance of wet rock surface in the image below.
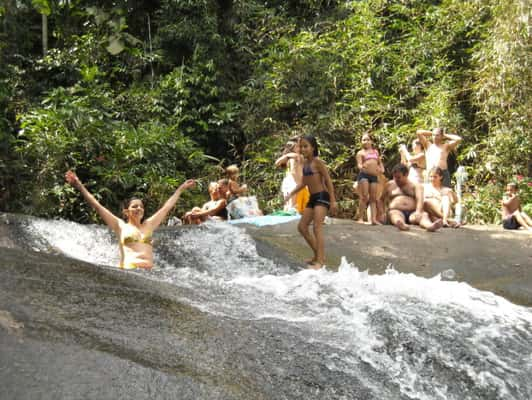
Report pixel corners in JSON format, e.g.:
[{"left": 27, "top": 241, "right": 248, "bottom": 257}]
[
  {"left": 245, "top": 219, "right": 532, "bottom": 306},
  {"left": 1, "top": 213, "right": 531, "bottom": 400}
]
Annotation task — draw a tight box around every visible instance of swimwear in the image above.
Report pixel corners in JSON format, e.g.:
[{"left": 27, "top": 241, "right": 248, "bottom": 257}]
[
  {"left": 119, "top": 263, "right": 152, "bottom": 270},
  {"left": 401, "top": 210, "right": 413, "bottom": 222},
  {"left": 215, "top": 207, "right": 228, "bottom": 220},
  {"left": 306, "top": 191, "right": 330, "bottom": 209},
  {"left": 363, "top": 149, "right": 379, "bottom": 161},
  {"left": 357, "top": 171, "right": 378, "bottom": 184},
  {"left": 121, "top": 227, "right": 153, "bottom": 246},
  {"left": 502, "top": 216, "right": 520, "bottom": 230},
  {"left": 303, "top": 164, "right": 314, "bottom": 176}
]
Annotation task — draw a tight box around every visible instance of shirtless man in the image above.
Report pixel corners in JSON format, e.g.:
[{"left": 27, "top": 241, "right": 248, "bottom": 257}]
[
  {"left": 417, "top": 128, "right": 462, "bottom": 187},
  {"left": 382, "top": 164, "right": 442, "bottom": 232},
  {"left": 501, "top": 182, "right": 532, "bottom": 230}
]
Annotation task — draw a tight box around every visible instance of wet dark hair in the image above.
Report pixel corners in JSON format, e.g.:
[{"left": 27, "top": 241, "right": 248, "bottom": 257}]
[
  {"left": 392, "top": 163, "right": 409, "bottom": 176},
  {"left": 302, "top": 135, "right": 319, "bottom": 156}
]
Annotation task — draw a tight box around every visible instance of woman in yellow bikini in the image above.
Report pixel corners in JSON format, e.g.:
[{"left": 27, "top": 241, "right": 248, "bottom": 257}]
[{"left": 65, "top": 170, "right": 195, "bottom": 269}]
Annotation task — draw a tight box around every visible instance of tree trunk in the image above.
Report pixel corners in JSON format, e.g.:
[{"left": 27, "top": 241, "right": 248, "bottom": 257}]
[{"left": 42, "top": 14, "right": 48, "bottom": 56}]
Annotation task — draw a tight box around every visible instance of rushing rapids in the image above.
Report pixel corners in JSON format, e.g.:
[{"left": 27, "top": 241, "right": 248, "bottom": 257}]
[{"left": 1, "top": 213, "right": 531, "bottom": 400}]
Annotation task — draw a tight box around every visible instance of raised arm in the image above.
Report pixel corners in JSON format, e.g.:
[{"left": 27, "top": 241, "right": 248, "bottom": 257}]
[
  {"left": 145, "top": 179, "right": 195, "bottom": 229},
  {"left": 444, "top": 132, "right": 462, "bottom": 151},
  {"left": 501, "top": 193, "right": 519, "bottom": 208},
  {"left": 275, "top": 152, "right": 298, "bottom": 168},
  {"left": 399, "top": 144, "right": 410, "bottom": 163},
  {"left": 416, "top": 129, "right": 432, "bottom": 149},
  {"left": 65, "top": 170, "right": 121, "bottom": 233}
]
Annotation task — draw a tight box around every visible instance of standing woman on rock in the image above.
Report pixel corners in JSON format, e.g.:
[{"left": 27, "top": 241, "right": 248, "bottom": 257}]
[
  {"left": 355, "top": 132, "right": 385, "bottom": 225},
  {"left": 284, "top": 136, "right": 337, "bottom": 269},
  {"left": 65, "top": 170, "right": 195, "bottom": 269}
]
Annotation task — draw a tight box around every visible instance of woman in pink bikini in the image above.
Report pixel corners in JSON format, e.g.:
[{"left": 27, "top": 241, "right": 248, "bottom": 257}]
[{"left": 356, "top": 133, "right": 385, "bottom": 224}]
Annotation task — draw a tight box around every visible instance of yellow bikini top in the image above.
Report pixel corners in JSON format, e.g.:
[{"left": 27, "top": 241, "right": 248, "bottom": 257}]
[{"left": 120, "top": 223, "right": 153, "bottom": 246}]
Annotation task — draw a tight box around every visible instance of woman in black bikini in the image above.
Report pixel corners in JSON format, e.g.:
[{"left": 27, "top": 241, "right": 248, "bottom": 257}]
[
  {"left": 284, "top": 136, "right": 337, "bottom": 269},
  {"left": 65, "top": 170, "right": 195, "bottom": 269}
]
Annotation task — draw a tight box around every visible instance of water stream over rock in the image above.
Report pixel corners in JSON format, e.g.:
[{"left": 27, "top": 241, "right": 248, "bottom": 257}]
[{"left": 1, "top": 213, "right": 531, "bottom": 399}]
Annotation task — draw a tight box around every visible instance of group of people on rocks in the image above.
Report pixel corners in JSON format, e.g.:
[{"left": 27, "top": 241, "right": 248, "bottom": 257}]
[
  {"left": 64, "top": 127, "right": 530, "bottom": 271},
  {"left": 352, "top": 128, "right": 463, "bottom": 231},
  {"left": 182, "top": 165, "right": 249, "bottom": 225}
]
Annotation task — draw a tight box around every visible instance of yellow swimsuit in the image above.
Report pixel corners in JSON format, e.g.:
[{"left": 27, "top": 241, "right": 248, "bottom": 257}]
[{"left": 119, "top": 224, "right": 153, "bottom": 270}]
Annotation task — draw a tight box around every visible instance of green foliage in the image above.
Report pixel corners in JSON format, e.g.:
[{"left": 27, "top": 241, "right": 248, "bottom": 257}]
[
  {"left": 0, "top": 0, "right": 530, "bottom": 225},
  {"left": 15, "top": 83, "right": 209, "bottom": 222}
]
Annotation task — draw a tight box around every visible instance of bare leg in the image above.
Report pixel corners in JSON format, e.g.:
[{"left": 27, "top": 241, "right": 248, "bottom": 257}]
[
  {"left": 376, "top": 198, "right": 386, "bottom": 224},
  {"left": 357, "top": 179, "right": 369, "bottom": 223},
  {"left": 369, "top": 182, "right": 381, "bottom": 225},
  {"left": 441, "top": 195, "right": 453, "bottom": 226},
  {"left": 513, "top": 211, "right": 532, "bottom": 230},
  {"left": 298, "top": 208, "right": 318, "bottom": 263},
  {"left": 424, "top": 199, "right": 443, "bottom": 219},
  {"left": 388, "top": 209, "right": 409, "bottom": 231},
  {"left": 518, "top": 211, "right": 532, "bottom": 228},
  {"left": 417, "top": 211, "right": 442, "bottom": 232},
  {"left": 310, "top": 205, "right": 328, "bottom": 269}
]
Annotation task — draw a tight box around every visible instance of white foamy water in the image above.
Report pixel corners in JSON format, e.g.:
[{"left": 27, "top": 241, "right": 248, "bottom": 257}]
[{"left": 22, "top": 217, "right": 532, "bottom": 400}]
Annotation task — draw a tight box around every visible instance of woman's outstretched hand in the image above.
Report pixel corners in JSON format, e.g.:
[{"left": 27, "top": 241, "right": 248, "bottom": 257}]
[
  {"left": 65, "top": 170, "right": 81, "bottom": 189},
  {"left": 177, "top": 179, "right": 196, "bottom": 193}
]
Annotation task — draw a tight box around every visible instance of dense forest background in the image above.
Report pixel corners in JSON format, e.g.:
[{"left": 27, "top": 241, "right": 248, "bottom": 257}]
[{"left": 0, "top": 0, "right": 530, "bottom": 224}]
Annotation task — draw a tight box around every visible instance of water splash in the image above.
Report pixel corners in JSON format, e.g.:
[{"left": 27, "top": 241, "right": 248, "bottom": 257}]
[{"left": 18, "top": 217, "right": 532, "bottom": 399}]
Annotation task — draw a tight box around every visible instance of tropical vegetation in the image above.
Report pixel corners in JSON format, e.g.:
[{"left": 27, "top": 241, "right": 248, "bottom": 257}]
[{"left": 1, "top": 0, "right": 529, "bottom": 224}]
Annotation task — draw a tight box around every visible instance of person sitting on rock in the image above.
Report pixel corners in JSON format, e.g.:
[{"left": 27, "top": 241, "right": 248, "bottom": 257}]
[
  {"left": 424, "top": 167, "right": 459, "bottom": 227},
  {"left": 501, "top": 182, "right": 532, "bottom": 230},
  {"left": 183, "top": 182, "right": 228, "bottom": 224},
  {"left": 382, "top": 163, "right": 442, "bottom": 232}
]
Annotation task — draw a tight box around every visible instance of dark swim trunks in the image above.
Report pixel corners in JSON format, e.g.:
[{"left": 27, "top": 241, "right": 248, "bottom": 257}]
[
  {"left": 357, "top": 172, "right": 378, "bottom": 184},
  {"left": 306, "top": 191, "right": 331, "bottom": 209},
  {"left": 401, "top": 210, "right": 413, "bottom": 222},
  {"left": 502, "top": 216, "right": 520, "bottom": 230}
]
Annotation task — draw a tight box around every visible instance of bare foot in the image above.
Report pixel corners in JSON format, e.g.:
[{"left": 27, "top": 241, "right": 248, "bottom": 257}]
[
  {"left": 372, "top": 220, "right": 383, "bottom": 226},
  {"left": 444, "top": 220, "right": 460, "bottom": 228},
  {"left": 395, "top": 220, "right": 410, "bottom": 231},
  {"left": 305, "top": 258, "right": 317, "bottom": 265},
  {"left": 308, "top": 262, "right": 323, "bottom": 270},
  {"left": 426, "top": 219, "right": 443, "bottom": 232},
  {"left": 355, "top": 219, "right": 365, "bottom": 224}
]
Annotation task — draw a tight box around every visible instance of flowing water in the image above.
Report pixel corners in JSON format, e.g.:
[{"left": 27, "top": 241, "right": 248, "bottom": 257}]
[{"left": 1, "top": 214, "right": 531, "bottom": 400}]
